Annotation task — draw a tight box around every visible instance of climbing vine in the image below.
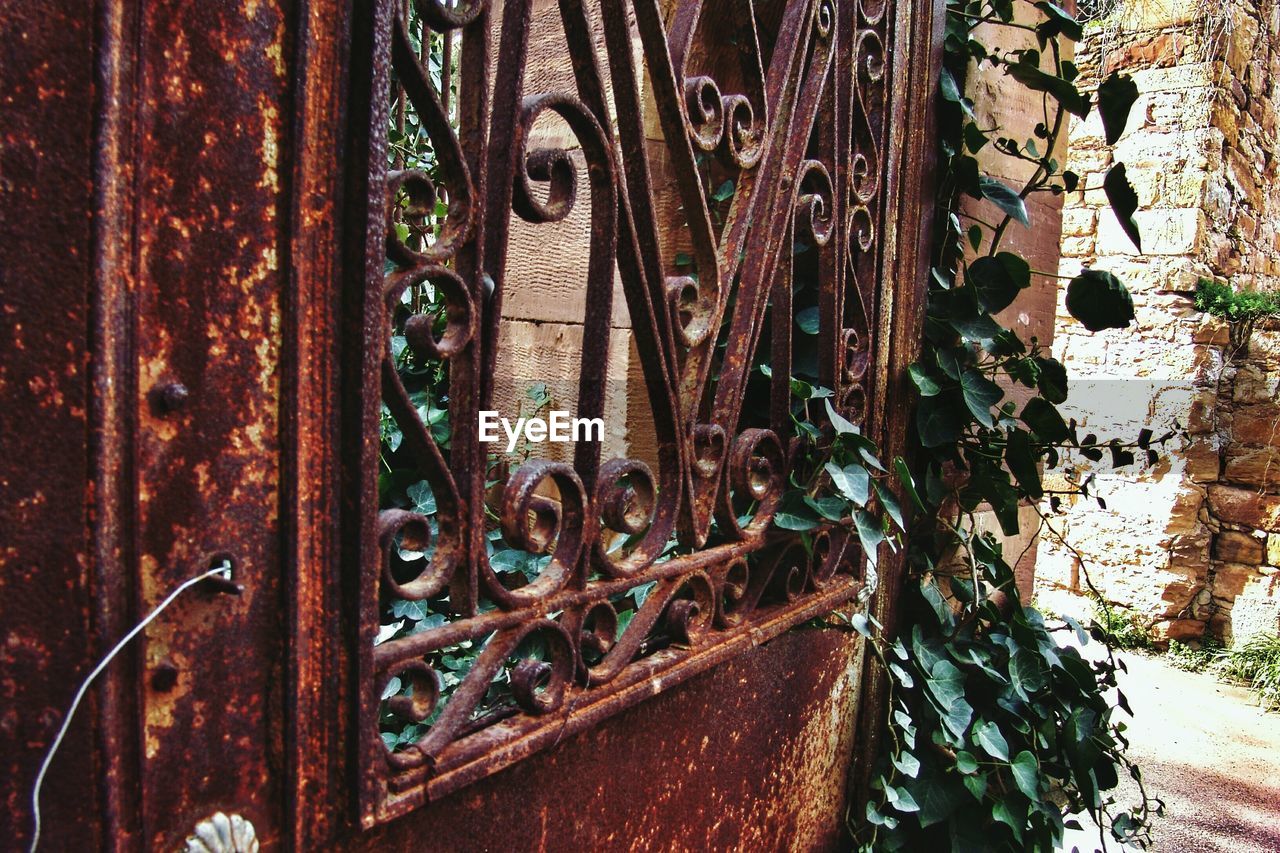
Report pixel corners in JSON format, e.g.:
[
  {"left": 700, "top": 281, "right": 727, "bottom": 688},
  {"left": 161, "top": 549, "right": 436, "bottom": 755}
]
[{"left": 771, "top": 1, "right": 1175, "bottom": 849}]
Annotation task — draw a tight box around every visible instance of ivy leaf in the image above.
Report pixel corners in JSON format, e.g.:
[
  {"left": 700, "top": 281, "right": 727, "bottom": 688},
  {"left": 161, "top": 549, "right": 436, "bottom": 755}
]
[
  {"left": 975, "top": 720, "right": 1010, "bottom": 760},
  {"left": 825, "top": 398, "right": 859, "bottom": 435},
  {"left": 909, "top": 363, "right": 943, "bottom": 396},
  {"left": 1034, "top": 356, "right": 1068, "bottom": 403},
  {"left": 968, "top": 252, "right": 1031, "bottom": 313},
  {"left": 962, "top": 772, "right": 988, "bottom": 801},
  {"left": 917, "top": 391, "right": 968, "bottom": 448},
  {"left": 712, "top": 179, "right": 735, "bottom": 201},
  {"left": 795, "top": 306, "right": 821, "bottom": 334},
  {"left": 1104, "top": 163, "right": 1142, "bottom": 252},
  {"left": 940, "top": 66, "right": 963, "bottom": 102},
  {"left": 1011, "top": 751, "right": 1042, "bottom": 800},
  {"left": 926, "top": 660, "right": 973, "bottom": 738},
  {"left": 1006, "top": 61, "right": 1090, "bottom": 117},
  {"left": 895, "top": 457, "right": 927, "bottom": 513},
  {"left": 827, "top": 461, "right": 871, "bottom": 506},
  {"left": 1010, "top": 648, "right": 1048, "bottom": 698},
  {"left": 855, "top": 510, "right": 885, "bottom": 568},
  {"left": 978, "top": 176, "right": 1029, "bottom": 226},
  {"left": 774, "top": 510, "right": 820, "bottom": 531},
  {"left": 1098, "top": 71, "right": 1139, "bottom": 144},
  {"left": 1034, "top": 2, "right": 1083, "bottom": 41},
  {"left": 955, "top": 750, "right": 980, "bottom": 774},
  {"left": 407, "top": 480, "right": 437, "bottom": 515},
  {"left": 1005, "top": 428, "right": 1043, "bottom": 499},
  {"left": 892, "top": 750, "right": 922, "bottom": 779},
  {"left": 804, "top": 495, "right": 848, "bottom": 521},
  {"left": 874, "top": 479, "right": 905, "bottom": 530},
  {"left": 1066, "top": 269, "right": 1135, "bottom": 331},
  {"left": 961, "top": 369, "right": 1004, "bottom": 427},
  {"left": 963, "top": 121, "right": 989, "bottom": 153},
  {"left": 906, "top": 775, "right": 967, "bottom": 828},
  {"left": 1021, "top": 397, "right": 1069, "bottom": 443}
]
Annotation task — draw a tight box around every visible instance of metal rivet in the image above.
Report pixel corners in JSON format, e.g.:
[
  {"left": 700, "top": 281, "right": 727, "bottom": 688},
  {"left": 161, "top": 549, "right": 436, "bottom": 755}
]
[
  {"left": 150, "top": 661, "right": 179, "bottom": 693},
  {"left": 158, "top": 382, "right": 190, "bottom": 412}
]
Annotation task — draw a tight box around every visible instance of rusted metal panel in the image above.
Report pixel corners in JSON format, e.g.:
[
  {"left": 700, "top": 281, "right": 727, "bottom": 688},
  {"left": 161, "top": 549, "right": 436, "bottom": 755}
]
[
  {"left": 0, "top": 1, "right": 102, "bottom": 847},
  {"left": 124, "top": 0, "right": 294, "bottom": 846},
  {"left": 342, "top": 0, "right": 918, "bottom": 829},
  {"left": 2, "top": 0, "right": 941, "bottom": 847},
  {"left": 351, "top": 630, "right": 866, "bottom": 851}
]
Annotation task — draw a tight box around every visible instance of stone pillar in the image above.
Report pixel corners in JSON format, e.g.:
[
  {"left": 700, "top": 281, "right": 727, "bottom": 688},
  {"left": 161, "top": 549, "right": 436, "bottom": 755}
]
[{"left": 1036, "top": 0, "right": 1280, "bottom": 643}]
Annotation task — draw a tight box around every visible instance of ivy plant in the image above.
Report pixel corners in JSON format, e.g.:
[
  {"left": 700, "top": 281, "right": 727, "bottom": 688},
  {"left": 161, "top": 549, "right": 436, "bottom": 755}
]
[{"left": 764, "top": 1, "right": 1176, "bottom": 849}]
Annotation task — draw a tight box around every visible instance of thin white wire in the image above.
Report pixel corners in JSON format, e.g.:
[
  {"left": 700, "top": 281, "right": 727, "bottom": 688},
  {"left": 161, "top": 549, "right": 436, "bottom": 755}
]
[{"left": 28, "top": 561, "right": 232, "bottom": 853}]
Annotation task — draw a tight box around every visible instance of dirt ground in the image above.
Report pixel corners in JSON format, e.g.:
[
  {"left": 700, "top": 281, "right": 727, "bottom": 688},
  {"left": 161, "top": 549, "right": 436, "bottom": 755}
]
[{"left": 1060, "top": 649, "right": 1280, "bottom": 852}]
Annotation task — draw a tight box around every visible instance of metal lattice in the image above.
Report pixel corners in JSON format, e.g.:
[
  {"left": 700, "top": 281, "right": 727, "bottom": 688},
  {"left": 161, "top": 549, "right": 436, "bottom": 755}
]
[{"left": 355, "top": 0, "right": 895, "bottom": 823}]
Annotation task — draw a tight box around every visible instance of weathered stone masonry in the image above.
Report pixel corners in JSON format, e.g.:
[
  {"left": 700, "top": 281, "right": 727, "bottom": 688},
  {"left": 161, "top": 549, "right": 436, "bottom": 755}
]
[{"left": 1036, "top": 0, "right": 1280, "bottom": 643}]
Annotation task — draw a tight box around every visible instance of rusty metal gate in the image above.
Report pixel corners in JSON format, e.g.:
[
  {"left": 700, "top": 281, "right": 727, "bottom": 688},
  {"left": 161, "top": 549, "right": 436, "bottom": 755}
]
[{"left": 0, "top": 0, "right": 938, "bottom": 848}]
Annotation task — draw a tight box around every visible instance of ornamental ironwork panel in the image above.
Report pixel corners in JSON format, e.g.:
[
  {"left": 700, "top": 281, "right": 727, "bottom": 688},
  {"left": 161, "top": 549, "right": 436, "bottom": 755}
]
[{"left": 355, "top": 0, "right": 893, "bottom": 824}]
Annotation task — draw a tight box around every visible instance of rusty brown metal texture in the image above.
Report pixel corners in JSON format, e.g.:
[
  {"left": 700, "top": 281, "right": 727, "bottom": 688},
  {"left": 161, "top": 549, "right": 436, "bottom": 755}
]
[
  {"left": 2, "top": 0, "right": 941, "bottom": 846},
  {"left": 351, "top": 0, "right": 901, "bottom": 827},
  {"left": 0, "top": 0, "right": 102, "bottom": 846},
  {"left": 353, "top": 630, "right": 867, "bottom": 851}
]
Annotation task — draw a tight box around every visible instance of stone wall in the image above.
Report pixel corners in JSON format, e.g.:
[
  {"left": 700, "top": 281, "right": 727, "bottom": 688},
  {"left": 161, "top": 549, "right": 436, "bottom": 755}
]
[{"left": 1035, "top": 0, "right": 1280, "bottom": 643}]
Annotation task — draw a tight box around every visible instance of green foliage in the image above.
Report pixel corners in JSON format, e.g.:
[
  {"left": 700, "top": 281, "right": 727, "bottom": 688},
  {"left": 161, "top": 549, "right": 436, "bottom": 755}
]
[
  {"left": 811, "top": 1, "right": 1172, "bottom": 849},
  {"left": 1165, "top": 637, "right": 1220, "bottom": 673},
  {"left": 1089, "top": 604, "right": 1152, "bottom": 651},
  {"left": 1193, "top": 278, "right": 1280, "bottom": 322},
  {"left": 1216, "top": 634, "right": 1280, "bottom": 711}
]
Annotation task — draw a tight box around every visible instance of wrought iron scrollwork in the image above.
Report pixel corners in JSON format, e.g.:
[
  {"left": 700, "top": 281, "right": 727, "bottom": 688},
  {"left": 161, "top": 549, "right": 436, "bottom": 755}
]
[{"left": 358, "top": 0, "right": 897, "bottom": 823}]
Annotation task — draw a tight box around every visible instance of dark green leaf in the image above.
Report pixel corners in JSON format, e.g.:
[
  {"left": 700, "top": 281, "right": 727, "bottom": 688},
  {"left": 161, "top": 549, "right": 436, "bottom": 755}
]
[
  {"left": 979, "top": 176, "right": 1029, "bottom": 226},
  {"left": 895, "top": 457, "right": 927, "bottom": 513},
  {"left": 795, "top": 306, "right": 821, "bottom": 334},
  {"left": 1034, "top": 356, "right": 1068, "bottom": 403},
  {"left": 1021, "top": 397, "right": 1070, "bottom": 443},
  {"left": 855, "top": 509, "right": 885, "bottom": 568},
  {"left": 1011, "top": 751, "right": 1042, "bottom": 800},
  {"left": 963, "top": 121, "right": 989, "bottom": 153},
  {"left": 955, "top": 750, "right": 979, "bottom": 774},
  {"left": 975, "top": 720, "right": 1010, "bottom": 760},
  {"left": 773, "top": 511, "right": 819, "bottom": 531},
  {"left": 909, "top": 363, "right": 943, "bottom": 396},
  {"left": 1006, "top": 428, "right": 1043, "bottom": 499},
  {"left": 1066, "top": 269, "right": 1135, "bottom": 331},
  {"left": 1034, "top": 2, "right": 1083, "bottom": 40},
  {"left": 1104, "top": 163, "right": 1142, "bottom": 252},
  {"left": 1098, "top": 71, "right": 1139, "bottom": 144},
  {"left": 961, "top": 369, "right": 1004, "bottom": 427},
  {"left": 874, "top": 479, "right": 905, "bottom": 530},
  {"left": 1006, "top": 62, "right": 1090, "bottom": 117},
  {"left": 917, "top": 391, "right": 968, "bottom": 448},
  {"left": 968, "top": 252, "right": 1031, "bottom": 314}
]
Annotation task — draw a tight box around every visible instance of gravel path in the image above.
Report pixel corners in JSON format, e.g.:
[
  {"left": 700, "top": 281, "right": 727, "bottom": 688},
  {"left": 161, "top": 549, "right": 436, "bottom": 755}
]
[{"left": 1061, "top": 650, "right": 1280, "bottom": 852}]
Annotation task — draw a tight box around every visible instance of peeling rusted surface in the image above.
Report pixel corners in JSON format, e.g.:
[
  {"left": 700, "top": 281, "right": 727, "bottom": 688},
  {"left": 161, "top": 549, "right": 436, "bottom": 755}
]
[
  {"left": 1, "top": 0, "right": 939, "bottom": 847},
  {"left": 126, "top": 0, "right": 293, "bottom": 846},
  {"left": 0, "top": 0, "right": 101, "bottom": 846},
  {"left": 351, "top": 630, "right": 866, "bottom": 852}
]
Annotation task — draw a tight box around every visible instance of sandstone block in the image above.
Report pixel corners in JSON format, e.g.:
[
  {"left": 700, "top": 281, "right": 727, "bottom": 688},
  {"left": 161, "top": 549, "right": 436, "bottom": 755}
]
[
  {"left": 1207, "top": 484, "right": 1280, "bottom": 530},
  {"left": 1232, "top": 364, "right": 1277, "bottom": 404},
  {"left": 1228, "top": 404, "right": 1280, "bottom": 447},
  {"left": 1185, "top": 439, "right": 1221, "bottom": 483},
  {"left": 1163, "top": 618, "right": 1206, "bottom": 641},
  {"left": 1098, "top": 209, "right": 1204, "bottom": 257},
  {"left": 1212, "top": 530, "right": 1265, "bottom": 564},
  {"left": 1224, "top": 446, "right": 1280, "bottom": 489}
]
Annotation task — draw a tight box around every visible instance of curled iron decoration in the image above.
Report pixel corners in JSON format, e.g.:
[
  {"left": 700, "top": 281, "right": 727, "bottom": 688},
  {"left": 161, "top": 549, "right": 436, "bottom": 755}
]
[{"left": 360, "top": 0, "right": 898, "bottom": 820}]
